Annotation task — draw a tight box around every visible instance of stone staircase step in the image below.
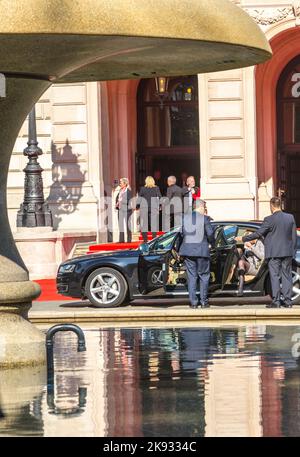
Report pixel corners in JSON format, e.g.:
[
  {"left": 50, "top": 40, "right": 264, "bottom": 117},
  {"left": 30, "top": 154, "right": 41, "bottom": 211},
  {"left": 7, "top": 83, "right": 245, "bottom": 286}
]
[{"left": 70, "top": 241, "right": 96, "bottom": 259}]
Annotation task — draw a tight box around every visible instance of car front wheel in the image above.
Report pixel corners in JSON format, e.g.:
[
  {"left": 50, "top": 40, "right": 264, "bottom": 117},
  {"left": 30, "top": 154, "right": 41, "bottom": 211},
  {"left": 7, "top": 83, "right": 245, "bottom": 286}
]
[{"left": 85, "top": 267, "right": 128, "bottom": 308}]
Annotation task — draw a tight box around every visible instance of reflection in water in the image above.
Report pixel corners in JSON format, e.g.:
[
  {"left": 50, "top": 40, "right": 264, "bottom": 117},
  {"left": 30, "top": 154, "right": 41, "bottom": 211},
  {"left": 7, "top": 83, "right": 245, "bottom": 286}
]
[
  {"left": 46, "top": 324, "right": 87, "bottom": 418},
  {"left": 1, "top": 325, "right": 300, "bottom": 436},
  {"left": 0, "top": 365, "right": 45, "bottom": 436}
]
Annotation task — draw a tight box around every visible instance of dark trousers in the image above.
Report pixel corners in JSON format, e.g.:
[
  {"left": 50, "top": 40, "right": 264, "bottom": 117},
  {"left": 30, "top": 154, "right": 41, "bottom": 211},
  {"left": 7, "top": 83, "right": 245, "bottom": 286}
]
[
  {"left": 140, "top": 210, "right": 159, "bottom": 242},
  {"left": 169, "top": 213, "right": 182, "bottom": 230},
  {"left": 184, "top": 256, "right": 210, "bottom": 306},
  {"left": 118, "top": 209, "right": 132, "bottom": 242},
  {"left": 268, "top": 257, "right": 293, "bottom": 305},
  {"left": 170, "top": 213, "right": 175, "bottom": 230}
]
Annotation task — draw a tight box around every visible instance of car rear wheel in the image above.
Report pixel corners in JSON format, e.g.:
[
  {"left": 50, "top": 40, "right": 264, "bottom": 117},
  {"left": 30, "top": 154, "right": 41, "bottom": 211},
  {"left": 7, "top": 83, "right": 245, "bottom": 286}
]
[
  {"left": 265, "top": 267, "right": 300, "bottom": 305},
  {"left": 85, "top": 267, "right": 128, "bottom": 308},
  {"left": 292, "top": 269, "right": 300, "bottom": 305}
]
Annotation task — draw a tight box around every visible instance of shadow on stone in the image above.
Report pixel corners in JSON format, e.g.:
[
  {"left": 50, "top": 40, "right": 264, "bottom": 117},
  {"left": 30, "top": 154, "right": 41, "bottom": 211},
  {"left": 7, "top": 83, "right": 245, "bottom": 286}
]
[{"left": 47, "top": 140, "right": 85, "bottom": 230}]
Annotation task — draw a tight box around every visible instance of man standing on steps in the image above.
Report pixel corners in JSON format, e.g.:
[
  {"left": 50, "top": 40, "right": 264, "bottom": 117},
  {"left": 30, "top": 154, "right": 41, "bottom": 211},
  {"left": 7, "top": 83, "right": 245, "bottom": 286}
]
[
  {"left": 166, "top": 175, "right": 183, "bottom": 230},
  {"left": 235, "top": 197, "right": 297, "bottom": 308}
]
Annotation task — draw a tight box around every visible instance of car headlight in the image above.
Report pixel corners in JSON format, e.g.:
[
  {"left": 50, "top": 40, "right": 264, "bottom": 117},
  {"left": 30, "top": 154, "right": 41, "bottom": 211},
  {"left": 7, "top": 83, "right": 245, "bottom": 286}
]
[{"left": 58, "top": 264, "right": 76, "bottom": 274}]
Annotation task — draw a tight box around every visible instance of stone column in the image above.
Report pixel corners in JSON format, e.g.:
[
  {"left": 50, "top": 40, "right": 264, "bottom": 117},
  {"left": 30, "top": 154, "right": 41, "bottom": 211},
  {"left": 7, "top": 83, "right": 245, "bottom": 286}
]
[
  {"left": 0, "top": 76, "right": 51, "bottom": 367},
  {"left": 198, "top": 69, "right": 257, "bottom": 220}
]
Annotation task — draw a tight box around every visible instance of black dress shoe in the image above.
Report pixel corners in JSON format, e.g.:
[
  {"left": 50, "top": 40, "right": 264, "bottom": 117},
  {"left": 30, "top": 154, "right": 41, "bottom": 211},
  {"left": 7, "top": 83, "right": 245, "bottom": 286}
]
[
  {"left": 266, "top": 302, "right": 280, "bottom": 308},
  {"left": 280, "top": 302, "right": 293, "bottom": 308},
  {"left": 200, "top": 303, "right": 210, "bottom": 308},
  {"left": 189, "top": 304, "right": 198, "bottom": 309}
]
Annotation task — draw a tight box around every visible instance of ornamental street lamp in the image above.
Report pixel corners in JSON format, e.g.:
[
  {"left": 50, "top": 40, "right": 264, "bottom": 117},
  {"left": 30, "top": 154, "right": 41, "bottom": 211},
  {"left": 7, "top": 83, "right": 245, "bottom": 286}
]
[
  {"left": 17, "top": 105, "right": 53, "bottom": 228},
  {"left": 155, "top": 76, "right": 169, "bottom": 109}
]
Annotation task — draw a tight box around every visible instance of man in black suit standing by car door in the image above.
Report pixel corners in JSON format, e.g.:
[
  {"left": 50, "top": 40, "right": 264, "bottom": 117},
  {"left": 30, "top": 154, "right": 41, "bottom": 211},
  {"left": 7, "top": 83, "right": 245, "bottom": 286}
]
[
  {"left": 235, "top": 197, "right": 297, "bottom": 308},
  {"left": 179, "top": 199, "right": 215, "bottom": 309}
]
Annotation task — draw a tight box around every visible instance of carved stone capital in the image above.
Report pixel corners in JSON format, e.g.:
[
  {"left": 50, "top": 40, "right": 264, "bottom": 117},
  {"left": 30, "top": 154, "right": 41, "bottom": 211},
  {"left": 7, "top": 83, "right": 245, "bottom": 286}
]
[
  {"left": 293, "top": 1, "right": 300, "bottom": 25},
  {"left": 245, "top": 7, "right": 294, "bottom": 26}
]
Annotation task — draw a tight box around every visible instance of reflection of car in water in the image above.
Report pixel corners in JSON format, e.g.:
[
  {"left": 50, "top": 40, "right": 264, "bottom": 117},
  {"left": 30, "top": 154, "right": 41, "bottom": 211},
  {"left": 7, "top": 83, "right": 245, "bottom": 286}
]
[{"left": 56, "top": 221, "right": 300, "bottom": 308}]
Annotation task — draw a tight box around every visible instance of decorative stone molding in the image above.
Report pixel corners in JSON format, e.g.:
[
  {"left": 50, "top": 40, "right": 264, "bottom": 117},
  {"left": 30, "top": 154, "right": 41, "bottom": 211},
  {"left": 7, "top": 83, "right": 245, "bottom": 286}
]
[
  {"left": 244, "top": 7, "right": 294, "bottom": 26},
  {"left": 293, "top": 0, "right": 300, "bottom": 25}
]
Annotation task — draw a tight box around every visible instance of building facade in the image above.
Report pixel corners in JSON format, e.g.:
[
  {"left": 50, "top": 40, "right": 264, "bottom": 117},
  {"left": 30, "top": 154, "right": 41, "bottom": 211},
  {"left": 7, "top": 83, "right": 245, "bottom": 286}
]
[{"left": 8, "top": 0, "right": 300, "bottom": 251}]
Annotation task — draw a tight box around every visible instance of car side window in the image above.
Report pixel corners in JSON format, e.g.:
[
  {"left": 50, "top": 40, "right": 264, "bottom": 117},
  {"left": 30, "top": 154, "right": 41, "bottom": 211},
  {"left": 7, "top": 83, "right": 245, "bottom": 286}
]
[
  {"left": 150, "top": 232, "right": 178, "bottom": 252},
  {"left": 237, "top": 227, "right": 255, "bottom": 239},
  {"left": 215, "top": 225, "right": 238, "bottom": 248}
]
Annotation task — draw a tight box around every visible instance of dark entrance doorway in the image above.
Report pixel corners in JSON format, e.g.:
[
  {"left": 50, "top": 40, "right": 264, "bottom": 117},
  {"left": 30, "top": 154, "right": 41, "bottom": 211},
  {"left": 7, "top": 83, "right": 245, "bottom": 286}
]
[
  {"left": 136, "top": 76, "right": 200, "bottom": 195},
  {"left": 277, "top": 56, "right": 300, "bottom": 225}
]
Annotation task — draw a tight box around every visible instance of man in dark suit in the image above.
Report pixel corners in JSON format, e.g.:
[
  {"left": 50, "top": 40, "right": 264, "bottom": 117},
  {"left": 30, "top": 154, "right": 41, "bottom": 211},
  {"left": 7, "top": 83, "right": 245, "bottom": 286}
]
[
  {"left": 235, "top": 197, "right": 297, "bottom": 308},
  {"left": 166, "top": 175, "right": 183, "bottom": 230},
  {"left": 179, "top": 199, "right": 215, "bottom": 309}
]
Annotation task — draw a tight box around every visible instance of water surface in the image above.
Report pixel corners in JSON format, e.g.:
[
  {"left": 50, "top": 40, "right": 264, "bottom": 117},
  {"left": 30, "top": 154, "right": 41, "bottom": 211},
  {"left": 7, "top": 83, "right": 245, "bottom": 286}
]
[{"left": 1, "top": 325, "right": 300, "bottom": 437}]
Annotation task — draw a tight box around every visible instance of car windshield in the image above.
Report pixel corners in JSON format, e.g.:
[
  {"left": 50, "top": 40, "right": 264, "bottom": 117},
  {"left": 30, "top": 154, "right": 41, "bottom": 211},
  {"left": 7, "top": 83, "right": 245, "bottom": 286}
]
[{"left": 138, "top": 228, "right": 180, "bottom": 252}]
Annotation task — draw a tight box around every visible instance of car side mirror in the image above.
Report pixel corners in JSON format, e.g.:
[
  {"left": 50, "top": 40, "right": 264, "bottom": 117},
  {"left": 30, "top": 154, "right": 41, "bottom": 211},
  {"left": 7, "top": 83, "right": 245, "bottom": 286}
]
[{"left": 140, "top": 243, "right": 150, "bottom": 255}]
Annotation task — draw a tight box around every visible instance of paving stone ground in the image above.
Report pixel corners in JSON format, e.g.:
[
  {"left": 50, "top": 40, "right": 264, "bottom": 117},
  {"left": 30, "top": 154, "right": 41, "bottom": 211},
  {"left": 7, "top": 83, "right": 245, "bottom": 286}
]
[{"left": 30, "top": 297, "right": 300, "bottom": 325}]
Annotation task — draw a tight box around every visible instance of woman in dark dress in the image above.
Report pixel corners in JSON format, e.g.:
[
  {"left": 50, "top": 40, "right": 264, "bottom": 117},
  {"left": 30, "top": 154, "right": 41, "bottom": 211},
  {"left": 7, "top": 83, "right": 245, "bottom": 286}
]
[{"left": 136, "top": 176, "right": 162, "bottom": 242}]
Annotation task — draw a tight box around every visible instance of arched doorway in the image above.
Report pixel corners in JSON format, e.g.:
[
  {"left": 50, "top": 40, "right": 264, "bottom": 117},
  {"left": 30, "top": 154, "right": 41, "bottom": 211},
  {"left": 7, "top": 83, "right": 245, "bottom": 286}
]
[
  {"left": 136, "top": 76, "right": 200, "bottom": 194},
  {"left": 255, "top": 24, "right": 300, "bottom": 220},
  {"left": 277, "top": 56, "right": 300, "bottom": 225}
]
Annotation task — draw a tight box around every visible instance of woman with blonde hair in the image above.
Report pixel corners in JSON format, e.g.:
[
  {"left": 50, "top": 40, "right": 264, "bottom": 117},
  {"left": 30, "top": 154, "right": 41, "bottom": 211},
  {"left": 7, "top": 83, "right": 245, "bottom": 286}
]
[
  {"left": 136, "top": 175, "right": 162, "bottom": 242},
  {"left": 115, "top": 177, "right": 133, "bottom": 242}
]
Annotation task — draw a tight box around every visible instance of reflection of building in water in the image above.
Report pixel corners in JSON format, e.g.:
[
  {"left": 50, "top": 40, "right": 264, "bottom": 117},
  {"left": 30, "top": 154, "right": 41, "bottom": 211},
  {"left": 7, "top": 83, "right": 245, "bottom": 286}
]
[
  {"left": 282, "top": 363, "right": 300, "bottom": 437},
  {"left": 261, "top": 326, "right": 300, "bottom": 437},
  {"left": 138, "top": 328, "right": 212, "bottom": 437},
  {"left": 204, "top": 354, "right": 262, "bottom": 437},
  {"left": 260, "top": 355, "right": 283, "bottom": 437},
  {"left": 41, "top": 329, "right": 107, "bottom": 437},
  {"left": 205, "top": 325, "right": 300, "bottom": 437},
  {"left": 105, "top": 328, "right": 143, "bottom": 437},
  {"left": 3, "top": 326, "right": 300, "bottom": 437}
]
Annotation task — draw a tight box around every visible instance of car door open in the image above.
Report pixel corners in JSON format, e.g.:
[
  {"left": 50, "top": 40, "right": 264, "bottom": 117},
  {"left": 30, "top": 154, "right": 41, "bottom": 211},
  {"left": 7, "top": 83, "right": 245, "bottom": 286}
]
[
  {"left": 138, "top": 232, "right": 179, "bottom": 296},
  {"left": 210, "top": 225, "right": 239, "bottom": 289}
]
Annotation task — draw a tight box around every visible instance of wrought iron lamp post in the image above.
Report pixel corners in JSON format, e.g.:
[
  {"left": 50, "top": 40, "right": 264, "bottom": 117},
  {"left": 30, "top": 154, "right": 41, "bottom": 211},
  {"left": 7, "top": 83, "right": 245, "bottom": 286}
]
[{"left": 17, "top": 105, "right": 53, "bottom": 228}]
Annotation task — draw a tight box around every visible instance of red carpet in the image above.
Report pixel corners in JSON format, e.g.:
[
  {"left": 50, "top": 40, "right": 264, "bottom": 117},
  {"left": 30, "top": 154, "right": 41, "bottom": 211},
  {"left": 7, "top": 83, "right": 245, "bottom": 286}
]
[
  {"left": 88, "top": 241, "right": 141, "bottom": 252},
  {"left": 34, "top": 279, "right": 74, "bottom": 301},
  {"left": 88, "top": 232, "right": 165, "bottom": 253}
]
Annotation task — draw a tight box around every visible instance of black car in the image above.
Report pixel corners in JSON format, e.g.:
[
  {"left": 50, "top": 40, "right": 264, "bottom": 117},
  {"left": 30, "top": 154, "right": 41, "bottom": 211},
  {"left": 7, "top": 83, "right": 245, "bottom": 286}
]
[{"left": 56, "top": 221, "right": 300, "bottom": 307}]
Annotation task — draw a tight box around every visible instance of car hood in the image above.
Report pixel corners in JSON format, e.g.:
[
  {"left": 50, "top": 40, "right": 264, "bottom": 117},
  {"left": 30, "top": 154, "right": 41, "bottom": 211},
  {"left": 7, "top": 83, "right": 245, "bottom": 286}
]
[{"left": 61, "top": 249, "right": 140, "bottom": 265}]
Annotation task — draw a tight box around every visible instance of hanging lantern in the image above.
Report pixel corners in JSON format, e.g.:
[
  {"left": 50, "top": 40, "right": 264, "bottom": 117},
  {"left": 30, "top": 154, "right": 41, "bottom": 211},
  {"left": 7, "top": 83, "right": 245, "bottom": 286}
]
[{"left": 155, "top": 76, "right": 169, "bottom": 109}]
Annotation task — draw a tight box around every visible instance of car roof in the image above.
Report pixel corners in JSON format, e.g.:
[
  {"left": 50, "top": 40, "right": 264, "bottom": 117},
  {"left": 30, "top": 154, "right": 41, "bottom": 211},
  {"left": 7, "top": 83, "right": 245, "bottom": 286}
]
[{"left": 211, "top": 220, "right": 262, "bottom": 226}]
